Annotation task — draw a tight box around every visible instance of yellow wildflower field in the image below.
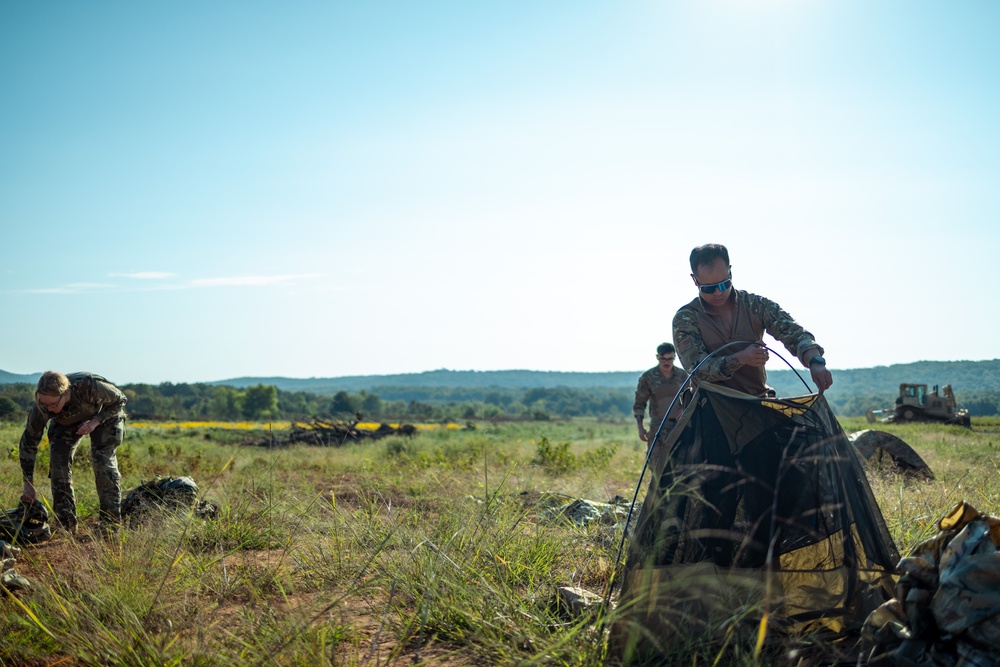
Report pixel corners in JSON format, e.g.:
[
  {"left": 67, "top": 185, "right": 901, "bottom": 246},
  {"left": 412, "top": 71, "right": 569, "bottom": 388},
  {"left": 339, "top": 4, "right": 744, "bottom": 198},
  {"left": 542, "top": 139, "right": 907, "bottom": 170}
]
[{"left": 126, "top": 420, "right": 462, "bottom": 431}]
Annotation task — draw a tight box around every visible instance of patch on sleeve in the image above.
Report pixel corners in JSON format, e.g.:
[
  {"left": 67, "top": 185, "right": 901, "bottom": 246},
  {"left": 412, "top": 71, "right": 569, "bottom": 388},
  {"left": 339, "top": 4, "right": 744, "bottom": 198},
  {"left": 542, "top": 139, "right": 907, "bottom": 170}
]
[{"left": 677, "top": 337, "right": 693, "bottom": 353}]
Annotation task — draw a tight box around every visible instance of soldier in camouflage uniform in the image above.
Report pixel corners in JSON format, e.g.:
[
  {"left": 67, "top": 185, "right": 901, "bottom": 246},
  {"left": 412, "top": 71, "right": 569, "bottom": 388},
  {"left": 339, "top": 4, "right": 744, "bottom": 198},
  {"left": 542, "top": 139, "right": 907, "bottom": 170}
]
[
  {"left": 672, "top": 244, "right": 833, "bottom": 397},
  {"left": 633, "top": 343, "right": 689, "bottom": 446},
  {"left": 19, "top": 371, "right": 128, "bottom": 532}
]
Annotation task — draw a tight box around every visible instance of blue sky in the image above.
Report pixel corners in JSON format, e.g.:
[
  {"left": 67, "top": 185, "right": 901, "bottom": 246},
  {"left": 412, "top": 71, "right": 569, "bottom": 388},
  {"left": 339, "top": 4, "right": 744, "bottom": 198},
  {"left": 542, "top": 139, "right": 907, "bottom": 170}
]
[{"left": 2, "top": 1, "right": 998, "bottom": 384}]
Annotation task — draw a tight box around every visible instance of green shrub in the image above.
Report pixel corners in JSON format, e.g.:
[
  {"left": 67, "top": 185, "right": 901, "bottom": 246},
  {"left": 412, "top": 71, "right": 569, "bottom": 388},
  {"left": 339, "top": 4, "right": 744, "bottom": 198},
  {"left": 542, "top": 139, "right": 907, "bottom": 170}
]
[
  {"left": 582, "top": 443, "right": 620, "bottom": 470},
  {"left": 534, "top": 436, "right": 577, "bottom": 473}
]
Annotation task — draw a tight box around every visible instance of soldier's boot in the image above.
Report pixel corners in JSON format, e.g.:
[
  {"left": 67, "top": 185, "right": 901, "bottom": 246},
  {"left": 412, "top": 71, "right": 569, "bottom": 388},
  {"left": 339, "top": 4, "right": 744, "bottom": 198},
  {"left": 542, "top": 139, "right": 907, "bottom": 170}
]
[
  {"left": 97, "top": 508, "right": 121, "bottom": 539},
  {"left": 97, "top": 496, "right": 122, "bottom": 539},
  {"left": 53, "top": 512, "right": 78, "bottom": 534}
]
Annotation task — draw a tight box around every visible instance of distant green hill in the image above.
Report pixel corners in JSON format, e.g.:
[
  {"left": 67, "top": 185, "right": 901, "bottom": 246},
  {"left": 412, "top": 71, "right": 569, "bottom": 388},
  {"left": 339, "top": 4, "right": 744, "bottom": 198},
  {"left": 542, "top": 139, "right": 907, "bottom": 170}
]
[
  {"left": 5, "top": 361, "right": 994, "bottom": 395},
  {"left": 0, "top": 370, "right": 40, "bottom": 385},
  {"left": 208, "top": 369, "right": 644, "bottom": 393},
  {"left": 209, "top": 360, "right": 1000, "bottom": 397},
  {"left": 768, "top": 359, "right": 1000, "bottom": 397}
]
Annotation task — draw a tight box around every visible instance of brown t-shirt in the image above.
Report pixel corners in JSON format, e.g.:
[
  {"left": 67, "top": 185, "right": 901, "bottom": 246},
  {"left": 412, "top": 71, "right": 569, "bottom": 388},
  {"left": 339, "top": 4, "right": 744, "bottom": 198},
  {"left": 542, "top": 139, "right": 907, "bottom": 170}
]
[{"left": 672, "top": 290, "right": 822, "bottom": 397}]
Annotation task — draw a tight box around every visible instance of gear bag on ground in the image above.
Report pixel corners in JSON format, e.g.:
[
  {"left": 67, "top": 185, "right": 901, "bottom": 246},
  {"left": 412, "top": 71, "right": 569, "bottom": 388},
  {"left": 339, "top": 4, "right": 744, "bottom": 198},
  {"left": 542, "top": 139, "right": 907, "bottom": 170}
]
[
  {"left": 0, "top": 500, "right": 53, "bottom": 545},
  {"left": 121, "top": 476, "right": 217, "bottom": 522}
]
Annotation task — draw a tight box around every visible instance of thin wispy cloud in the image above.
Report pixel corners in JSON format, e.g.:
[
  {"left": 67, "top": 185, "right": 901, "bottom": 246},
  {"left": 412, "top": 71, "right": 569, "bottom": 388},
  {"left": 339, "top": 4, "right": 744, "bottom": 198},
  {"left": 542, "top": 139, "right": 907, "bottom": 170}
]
[
  {"left": 188, "top": 274, "right": 323, "bottom": 288},
  {"left": 109, "top": 271, "right": 176, "bottom": 279},
  {"left": 15, "top": 274, "right": 324, "bottom": 294},
  {"left": 22, "top": 282, "right": 116, "bottom": 294},
  {"left": 22, "top": 287, "right": 83, "bottom": 294}
]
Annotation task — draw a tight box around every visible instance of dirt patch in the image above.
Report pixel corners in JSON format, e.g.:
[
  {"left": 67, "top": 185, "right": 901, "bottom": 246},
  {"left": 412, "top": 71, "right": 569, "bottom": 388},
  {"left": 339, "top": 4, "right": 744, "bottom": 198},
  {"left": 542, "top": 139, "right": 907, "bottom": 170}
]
[
  {"left": 7, "top": 531, "right": 481, "bottom": 666},
  {"left": 12, "top": 529, "right": 100, "bottom": 581}
]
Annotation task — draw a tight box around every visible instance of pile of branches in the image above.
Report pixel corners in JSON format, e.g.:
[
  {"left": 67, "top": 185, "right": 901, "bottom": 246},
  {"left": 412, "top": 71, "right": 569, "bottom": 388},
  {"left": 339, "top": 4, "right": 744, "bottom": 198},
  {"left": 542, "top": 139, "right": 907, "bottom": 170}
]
[{"left": 243, "top": 418, "right": 417, "bottom": 448}]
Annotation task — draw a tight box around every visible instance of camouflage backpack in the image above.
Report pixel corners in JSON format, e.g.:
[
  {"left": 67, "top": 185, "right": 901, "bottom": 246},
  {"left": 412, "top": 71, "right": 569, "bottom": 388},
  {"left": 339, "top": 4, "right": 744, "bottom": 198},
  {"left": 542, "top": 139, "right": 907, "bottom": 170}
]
[
  {"left": 0, "top": 500, "right": 52, "bottom": 545},
  {"left": 122, "top": 476, "right": 216, "bottom": 522}
]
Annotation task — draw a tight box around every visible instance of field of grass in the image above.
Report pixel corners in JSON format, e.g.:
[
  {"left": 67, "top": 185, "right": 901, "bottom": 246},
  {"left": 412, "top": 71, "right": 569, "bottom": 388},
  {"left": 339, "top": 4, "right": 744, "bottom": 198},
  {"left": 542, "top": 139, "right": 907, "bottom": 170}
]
[{"left": 1, "top": 416, "right": 998, "bottom": 666}]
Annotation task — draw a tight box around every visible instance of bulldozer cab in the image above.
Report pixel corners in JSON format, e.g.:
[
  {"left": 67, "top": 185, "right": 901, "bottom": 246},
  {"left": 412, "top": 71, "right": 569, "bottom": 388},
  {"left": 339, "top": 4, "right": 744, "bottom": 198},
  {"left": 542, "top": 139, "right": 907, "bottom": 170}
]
[{"left": 897, "top": 384, "right": 928, "bottom": 407}]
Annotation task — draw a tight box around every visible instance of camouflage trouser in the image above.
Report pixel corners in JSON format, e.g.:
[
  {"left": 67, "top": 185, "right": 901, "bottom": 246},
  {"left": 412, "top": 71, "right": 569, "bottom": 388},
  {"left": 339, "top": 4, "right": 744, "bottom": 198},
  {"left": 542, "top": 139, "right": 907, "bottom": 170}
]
[
  {"left": 48, "top": 418, "right": 124, "bottom": 529},
  {"left": 646, "top": 417, "right": 677, "bottom": 449}
]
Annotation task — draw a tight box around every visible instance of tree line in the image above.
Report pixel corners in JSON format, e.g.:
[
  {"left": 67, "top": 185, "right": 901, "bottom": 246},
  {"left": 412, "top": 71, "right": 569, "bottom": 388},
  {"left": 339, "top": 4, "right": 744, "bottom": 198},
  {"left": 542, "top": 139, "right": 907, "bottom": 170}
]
[
  {"left": 1, "top": 380, "right": 999, "bottom": 423},
  {"left": 0, "top": 381, "right": 635, "bottom": 422}
]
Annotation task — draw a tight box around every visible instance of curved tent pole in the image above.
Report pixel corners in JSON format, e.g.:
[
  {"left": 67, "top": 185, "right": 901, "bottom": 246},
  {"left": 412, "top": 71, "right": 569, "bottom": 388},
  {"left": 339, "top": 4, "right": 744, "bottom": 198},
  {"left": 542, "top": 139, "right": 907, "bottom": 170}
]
[{"left": 604, "top": 341, "right": 815, "bottom": 605}]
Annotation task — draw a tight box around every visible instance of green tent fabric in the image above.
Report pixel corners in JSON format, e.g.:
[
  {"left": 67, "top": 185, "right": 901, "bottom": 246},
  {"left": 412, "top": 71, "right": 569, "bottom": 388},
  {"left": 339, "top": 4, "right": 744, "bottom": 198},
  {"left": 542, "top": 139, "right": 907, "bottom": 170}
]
[{"left": 612, "top": 382, "right": 900, "bottom": 659}]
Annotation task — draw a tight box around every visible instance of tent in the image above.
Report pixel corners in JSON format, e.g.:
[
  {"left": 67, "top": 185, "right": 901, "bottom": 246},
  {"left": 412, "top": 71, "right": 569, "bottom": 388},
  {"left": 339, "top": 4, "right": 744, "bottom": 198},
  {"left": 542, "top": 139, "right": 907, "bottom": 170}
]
[
  {"left": 848, "top": 429, "right": 934, "bottom": 480},
  {"left": 612, "top": 382, "right": 900, "bottom": 660}
]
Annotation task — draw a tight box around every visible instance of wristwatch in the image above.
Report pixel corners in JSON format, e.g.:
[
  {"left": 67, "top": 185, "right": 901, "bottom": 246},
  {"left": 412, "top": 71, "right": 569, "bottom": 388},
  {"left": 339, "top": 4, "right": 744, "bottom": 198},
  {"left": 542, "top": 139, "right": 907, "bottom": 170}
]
[{"left": 808, "top": 355, "right": 826, "bottom": 367}]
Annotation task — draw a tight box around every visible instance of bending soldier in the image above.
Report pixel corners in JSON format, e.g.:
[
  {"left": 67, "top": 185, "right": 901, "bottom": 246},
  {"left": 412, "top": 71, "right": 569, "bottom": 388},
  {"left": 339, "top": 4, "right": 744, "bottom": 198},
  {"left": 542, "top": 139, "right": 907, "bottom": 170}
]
[{"left": 19, "top": 371, "right": 128, "bottom": 532}]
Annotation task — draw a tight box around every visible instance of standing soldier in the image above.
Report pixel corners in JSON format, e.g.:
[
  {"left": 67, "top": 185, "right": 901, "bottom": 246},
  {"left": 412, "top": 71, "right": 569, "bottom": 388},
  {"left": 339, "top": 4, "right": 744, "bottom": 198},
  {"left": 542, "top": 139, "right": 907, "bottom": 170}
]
[
  {"left": 19, "top": 371, "right": 128, "bottom": 533},
  {"left": 672, "top": 243, "right": 832, "bottom": 397},
  {"left": 634, "top": 343, "right": 689, "bottom": 447}
]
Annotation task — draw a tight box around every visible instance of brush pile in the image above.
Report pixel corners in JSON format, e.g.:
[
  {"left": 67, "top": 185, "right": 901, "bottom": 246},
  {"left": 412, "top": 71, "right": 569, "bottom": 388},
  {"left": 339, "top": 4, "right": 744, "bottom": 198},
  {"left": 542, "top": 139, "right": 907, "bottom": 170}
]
[{"left": 243, "top": 419, "right": 417, "bottom": 448}]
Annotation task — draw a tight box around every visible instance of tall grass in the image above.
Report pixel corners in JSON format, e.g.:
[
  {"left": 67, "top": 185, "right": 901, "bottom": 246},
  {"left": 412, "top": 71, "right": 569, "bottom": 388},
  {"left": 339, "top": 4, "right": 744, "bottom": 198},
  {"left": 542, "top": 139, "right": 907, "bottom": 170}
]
[{"left": 0, "top": 417, "right": 997, "bottom": 665}]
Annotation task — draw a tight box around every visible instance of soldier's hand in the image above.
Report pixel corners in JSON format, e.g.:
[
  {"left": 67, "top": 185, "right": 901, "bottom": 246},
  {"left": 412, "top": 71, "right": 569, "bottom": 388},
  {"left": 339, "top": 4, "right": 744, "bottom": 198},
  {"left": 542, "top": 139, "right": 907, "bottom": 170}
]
[
  {"left": 21, "top": 480, "right": 36, "bottom": 505},
  {"left": 76, "top": 418, "right": 99, "bottom": 436},
  {"left": 734, "top": 343, "right": 769, "bottom": 368},
  {"left": 811, "top": 365, "right": 833, "bottom": 393},
  {"left": 638, "top": 427, "right": 648, "bottom": 443}
]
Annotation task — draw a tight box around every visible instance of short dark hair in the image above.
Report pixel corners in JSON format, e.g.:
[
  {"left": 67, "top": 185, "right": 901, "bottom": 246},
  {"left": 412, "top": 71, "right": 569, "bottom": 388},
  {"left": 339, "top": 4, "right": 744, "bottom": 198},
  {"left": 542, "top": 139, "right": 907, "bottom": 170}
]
[
  {"left": 656, "top": 342, "right": 675, "bottom": 356},
  {"left": 689, "top": 244, "right": 730, "bottom": 274}
]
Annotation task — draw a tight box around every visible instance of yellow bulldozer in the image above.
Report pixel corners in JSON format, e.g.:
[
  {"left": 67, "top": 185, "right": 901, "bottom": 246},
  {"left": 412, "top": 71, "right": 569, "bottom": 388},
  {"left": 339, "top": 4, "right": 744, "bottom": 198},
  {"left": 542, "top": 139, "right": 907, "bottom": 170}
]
[{"left": 866, "top": 383, "right": 971, "bottom": 428}]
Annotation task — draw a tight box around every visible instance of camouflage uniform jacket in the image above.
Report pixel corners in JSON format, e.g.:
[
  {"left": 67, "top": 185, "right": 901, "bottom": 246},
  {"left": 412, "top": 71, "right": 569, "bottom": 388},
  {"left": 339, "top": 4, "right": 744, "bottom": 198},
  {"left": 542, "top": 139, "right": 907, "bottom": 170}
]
[
  {"left": 633, "top": 365, "right": 689, "bottom": 426},
  {"left": 672, "top": 290, "right": 823, "bottom": 397},
  {"left": 19, "top": 372, "right": 127, "bottom": 482}
]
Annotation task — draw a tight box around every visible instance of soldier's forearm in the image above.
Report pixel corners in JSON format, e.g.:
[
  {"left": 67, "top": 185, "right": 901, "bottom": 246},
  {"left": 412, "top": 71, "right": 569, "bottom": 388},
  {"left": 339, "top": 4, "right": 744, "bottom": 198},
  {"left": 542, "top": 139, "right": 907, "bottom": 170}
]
[
  {"left": 798, "top": 345, "right": 823, "bottom": 367},
  {"left": 19, "top": 432, "right": 39, "bottom": 482},
  {"left": 19, "top": 454, "right": 35, "bottom": 483}
]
